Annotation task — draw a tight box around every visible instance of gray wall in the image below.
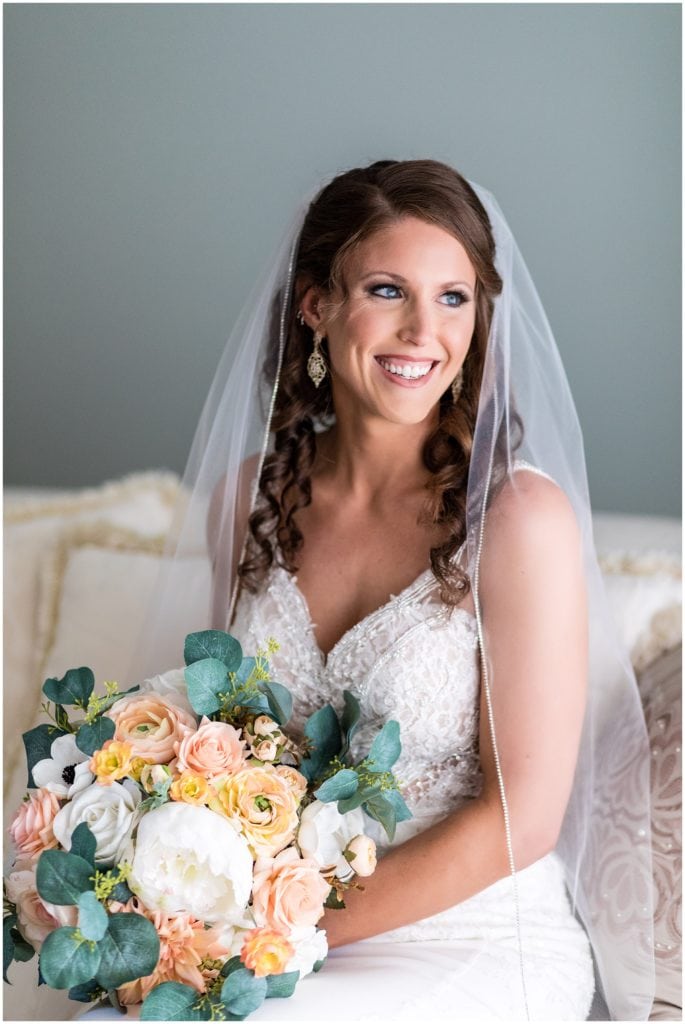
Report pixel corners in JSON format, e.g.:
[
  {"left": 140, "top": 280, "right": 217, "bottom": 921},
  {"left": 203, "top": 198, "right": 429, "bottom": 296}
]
[{"left": 5, "top": 3, "right": 681, "bottom": 515}]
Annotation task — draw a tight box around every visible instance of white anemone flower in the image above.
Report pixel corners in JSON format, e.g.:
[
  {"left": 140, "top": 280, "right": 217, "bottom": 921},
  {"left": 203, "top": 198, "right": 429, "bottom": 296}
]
[{"left": 32, "top": 733, "right": 94, "bottom": 798}]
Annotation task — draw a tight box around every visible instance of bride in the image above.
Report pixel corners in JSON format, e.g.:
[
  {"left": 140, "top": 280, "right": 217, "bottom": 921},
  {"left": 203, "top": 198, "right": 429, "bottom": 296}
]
[{"left": 129, "top": 159, "right": 654, "bottom": 1020}]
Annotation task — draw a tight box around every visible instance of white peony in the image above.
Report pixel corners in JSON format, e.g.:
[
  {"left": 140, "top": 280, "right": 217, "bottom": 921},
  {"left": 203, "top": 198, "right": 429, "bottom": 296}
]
[
  {"left": 285, "top": 925, "right": 329, "bottom": 979},
  {"left": 128, "top": 802, "right": 253, "bottom": 924},
  {"left": 52, "top": 779, "right": 141, "bottom": 865},
  {"left": 297, "top": 800, "right": 366, "bottom": 882},
  {"left": 32, "top": 734, "right": 94, "bottom": 798},
  {"left": 139, "top": 667, "right": 195, "bottom": 716}
]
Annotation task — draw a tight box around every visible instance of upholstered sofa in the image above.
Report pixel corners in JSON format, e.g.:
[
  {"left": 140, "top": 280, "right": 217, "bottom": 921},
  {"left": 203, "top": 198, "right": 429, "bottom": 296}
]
[{"left": 3, "top": 473, "right": 681, "bottom": 1021}]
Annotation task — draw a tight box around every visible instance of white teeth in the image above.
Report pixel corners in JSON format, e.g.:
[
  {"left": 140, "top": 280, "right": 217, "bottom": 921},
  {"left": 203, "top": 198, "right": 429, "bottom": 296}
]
[{"left": 378, "top": 359, "right": 433, "bottom": 380}]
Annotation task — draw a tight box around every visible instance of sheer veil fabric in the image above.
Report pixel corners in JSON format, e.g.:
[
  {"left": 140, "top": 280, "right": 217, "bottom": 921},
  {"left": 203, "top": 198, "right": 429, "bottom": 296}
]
[{"left": 129, "top": 176, "right": 655, "bottom": 1019}]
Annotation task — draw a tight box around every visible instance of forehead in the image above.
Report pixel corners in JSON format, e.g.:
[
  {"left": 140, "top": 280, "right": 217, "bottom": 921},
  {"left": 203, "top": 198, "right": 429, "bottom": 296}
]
[{"left": 347, "top": 216, "right": 476, "bottom": 283}]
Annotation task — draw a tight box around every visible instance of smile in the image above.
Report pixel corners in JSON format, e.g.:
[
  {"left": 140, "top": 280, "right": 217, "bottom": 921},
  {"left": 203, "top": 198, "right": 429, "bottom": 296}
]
[{"left": 376, "top": 357, "right": 436, "bottom": 381}]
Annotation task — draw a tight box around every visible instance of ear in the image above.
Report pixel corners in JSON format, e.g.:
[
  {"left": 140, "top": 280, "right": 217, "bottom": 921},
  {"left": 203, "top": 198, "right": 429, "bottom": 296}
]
[{"left": 299, "top": 285, "right": 327, "bottom": 332}]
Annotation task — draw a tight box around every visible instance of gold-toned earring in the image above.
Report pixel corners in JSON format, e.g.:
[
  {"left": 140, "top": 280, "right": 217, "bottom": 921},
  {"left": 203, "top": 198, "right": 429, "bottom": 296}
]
[
  {"left": 307, "top": 330, "right": 327, "bottom": 387},
  {"left": 451, "top": 369, "right": 463, "bottom": 402}
]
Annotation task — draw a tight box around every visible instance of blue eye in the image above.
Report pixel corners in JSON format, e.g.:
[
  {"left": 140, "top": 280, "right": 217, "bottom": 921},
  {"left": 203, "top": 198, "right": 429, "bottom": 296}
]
[
  {"left": 369, "top": 283, "right": 402, "bottom": 299},
  {"left": 441, "top": 291, "right": 468, "bottom": 307}
]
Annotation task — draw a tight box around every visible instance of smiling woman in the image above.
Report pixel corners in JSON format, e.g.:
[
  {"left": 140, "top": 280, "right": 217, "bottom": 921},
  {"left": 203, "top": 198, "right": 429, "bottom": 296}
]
[{"left": 115, "top": 159, "right": 655, "bottom": 1022}]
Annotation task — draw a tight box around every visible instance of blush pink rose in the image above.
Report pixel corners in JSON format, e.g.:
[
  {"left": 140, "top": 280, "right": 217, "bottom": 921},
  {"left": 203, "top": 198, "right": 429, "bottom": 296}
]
[
  {"left": 108, "top": 693, "right": 196, "bottom": 764},
  {"left": 251, "top": 847, "right": 331, "bottom": 931},
  {"left": 174, "top": 717, "right": 247, "bottom": 780},
  {"left": 4, "top": 869, "right": 66, "bottom": 950},
  {"left": 9, "top": 789, "right": 61, "bottom": 861}
]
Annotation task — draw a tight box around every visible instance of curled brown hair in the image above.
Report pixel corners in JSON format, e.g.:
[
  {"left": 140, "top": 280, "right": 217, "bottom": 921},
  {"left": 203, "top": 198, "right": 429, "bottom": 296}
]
[{"left": 238, "top": 159, "right": 504, "bottom": 604}]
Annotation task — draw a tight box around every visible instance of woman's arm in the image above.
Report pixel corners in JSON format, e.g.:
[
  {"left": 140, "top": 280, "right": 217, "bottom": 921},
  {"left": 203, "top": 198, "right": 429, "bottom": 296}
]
[{"left": 321, "top": 472, "right": 588, "bottom": 947}]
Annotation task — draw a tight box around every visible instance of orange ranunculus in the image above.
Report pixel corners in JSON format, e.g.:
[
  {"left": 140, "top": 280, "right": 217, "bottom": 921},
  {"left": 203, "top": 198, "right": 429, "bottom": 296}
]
[
  {"left": 211, "top": 766, "right": 299, "bottom": 858},
  {"left": 9, "top": 789, "right": 61, "bottom": 861},
  {"left": 90, "top": 740, "right": 134, "bottom": 784},
  {"left": 239, "top": 926, "right": 294, "bottom": 978},
  {"left": 169, "top": 771, "right": 211, "bottom": 806},
  {"left": 107, "top": 693, "right": 196, "bottom": 764}
]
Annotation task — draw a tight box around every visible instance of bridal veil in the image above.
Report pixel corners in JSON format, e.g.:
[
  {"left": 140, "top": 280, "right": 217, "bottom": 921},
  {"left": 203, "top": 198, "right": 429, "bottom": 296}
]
[{"left": 129, "top": 163, "right": 655, "bottom": 1020}]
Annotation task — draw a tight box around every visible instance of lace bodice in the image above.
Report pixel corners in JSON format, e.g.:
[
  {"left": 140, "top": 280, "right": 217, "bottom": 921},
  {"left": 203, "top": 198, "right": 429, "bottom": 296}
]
[{"left": 232, "top": 551, "right": 482, "bottom": 855}]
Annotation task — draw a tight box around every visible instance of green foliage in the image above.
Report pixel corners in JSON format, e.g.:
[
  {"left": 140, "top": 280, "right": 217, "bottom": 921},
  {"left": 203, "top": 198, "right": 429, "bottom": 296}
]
[
  {"left": 265, "top": 970, "right": 299, "bottom": 998},
  {"left": 39, "top": 927, "right": 102, "bottom": 989},
  {"left": 36, "top": 850, "right": 94, "bottom": 905},
  {"left": 75, "top": 716, "right": 115, "bottom": 757},
  {"left": 259, "top": 680, "right": 293, "bottom": 726},
  {"left": 43, "top": 668, "right": 95, "bottom": 708},
  {"left": 367, "top": 720, "right": 401, "bottom": 772},
  {"left": 220, "top": 967, "right": 267, "bottom": 1018},
  {"left": 219, "top": 955, "right": 244, "bottom": 978},
  {"left": 299, "top": 705, "right": 342, "bottom": 782},
  {"left": 337, "top": 781, "right": 383, "bottom": 814},
  {"left": 22, "top": 724, "right": 67, "bottom": 788},
  {"left": 184, "top": 658, "right": 230, "bottom": 716},
  {"left": 4, "top": 913, "right": 35, "bottom": 983},
  {"left": 67, "top": 979, "right": 105, "bottom": 1003},
  {"left": 312, "top": 958, "right": 326, "bottom": 973},
  {"left": 314, "top": 768, "right": 359, "bottom": 803},
  {"left": 325, "top": 888, "right": 345, "bottom": 910},
  {"left": 138, "top": 774, "right": 173, "bottom": 813},
  {"left": 184, "top": 630, "right": 243, "bottom": 672},
  {"left": 340, "top": 690, "right": 361, "bottom": 757},
  {"left": 70, "top": 823, "right": 97, "bottom": 867},
  {"left": 95, "top": 912, "right": 160, "bottom": 989},
  {"left": 77, "top": 892, "right": 108, "bottom": 942},
  {"left": 141, "top": 981, "right": 208, "bottom": 1021}
]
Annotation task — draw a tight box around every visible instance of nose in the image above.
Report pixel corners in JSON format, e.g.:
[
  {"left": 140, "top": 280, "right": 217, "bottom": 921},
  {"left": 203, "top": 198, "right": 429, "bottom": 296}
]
[{"left": 398, "top": 296, "right": 436, "bottom": 347}]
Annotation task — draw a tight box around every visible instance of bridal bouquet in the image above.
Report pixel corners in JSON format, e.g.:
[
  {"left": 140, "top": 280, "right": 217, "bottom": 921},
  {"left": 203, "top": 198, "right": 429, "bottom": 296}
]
[{"left": 4, "top": 631, "right": 410, "bottom": 1020}]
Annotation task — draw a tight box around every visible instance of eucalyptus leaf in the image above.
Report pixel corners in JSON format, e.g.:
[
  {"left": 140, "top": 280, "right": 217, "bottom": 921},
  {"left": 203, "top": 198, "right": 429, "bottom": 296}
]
[
  {"left": 184, "top": 658, "right": 230, "bottom": 716},
  {"left": 3, "top": 915, "right": 16, "bottom": 983},
  {"left": 96, "top": 913, "right": 160, "bottom": 989},
  {"left": 39, "top": 927, "right": 102, "bottom": 989},
  {"left": 382, "top": 787, "right": 413, "bottom": 823},
  {"left": 299, "top": 705, "right": 342, "bottom": 782},
  {"left": 184, "top": 630, "right": 242, "bottom": 672},
  {"left": 70, "top": 823, "right": 97, "bottom": 867},
  {"left": 36, "top": 850, "right": 94, "bottom": 905},
  {"left": 22, "top": 724, "right": 67, "bottom": 788},
  {"left": 77, "top": 891, "right": 108, "bottom": 942},
  {"left": 141, "top": 981, "right": 208, "bottom": 1021},
  {"left": 75, "top": 716, "right": 116, "bottom": 758},
  {"left": 12, "top": 933, "right": 35, "bottom": 963},
  {"left": 259, "top": 680, "right": 293, "bottom": 726},
  {"left": 325, "top": 888, "right": 345, "bottom": 910},
  {"left": 220, "top": 955, "right": 244, "bottom": 978},
  {"left": 221, "top": 967, "right": 267, "bottom": 1018},
  {"left": 265, "top": 970, "right": 299, "bottom": 998},
  {"left": 367, "top": 720, "right": 401, "bottom": 772},
  {"left": 312, "top": 957, "right": 326, "bottom": 972},
  {"left": 337, "top": 782, "right": 383, "bottom": 814},
  {"left": 314, "top": 768, "right": 359, "bottom": 803},
  {"left": 68, "top": 980, "right": 103, "bottom": 1003},
  {"left": 363, "top": 794, "right": 398, "bottom": 841},
  {"left": 340, "top": 690, "right": 361, "bottom": 756},
  {"left": 42, "top": 668, "right": 95, "bottom": 707}
]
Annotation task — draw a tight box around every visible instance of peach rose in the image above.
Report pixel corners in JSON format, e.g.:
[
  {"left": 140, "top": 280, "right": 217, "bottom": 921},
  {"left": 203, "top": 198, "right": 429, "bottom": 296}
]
[
  {"left": 251, "top": 847, "right": 330, "bottom": 931},
  {"left": 108, "top": 693, "right": 196, "bottom": 764},
  {"left": 274, "top": 765, "right": 308, "bottom": 803},
  {"left": 239, "top": 927, "right": 294, "bottom": 978},
  {"left": 170, "top": 772, "right": 211, "bottom": 806},
  {"left": 211, "top": 766, "right": 299, "bottom": 858},
  {"left": 9, "top": 789, "right": 61, "bottom": 861},
  {"left": 112, "top": 898, "right": 231, "bottom": 1004},
  {"left": 174, "top": 717, "right": 246, "bottom": 780},
  {"left": 5, "top": 869, "right": 63, "bottom": 950},
  {"left": 90, "top": 740, "right": 134, "bottom": 784}
]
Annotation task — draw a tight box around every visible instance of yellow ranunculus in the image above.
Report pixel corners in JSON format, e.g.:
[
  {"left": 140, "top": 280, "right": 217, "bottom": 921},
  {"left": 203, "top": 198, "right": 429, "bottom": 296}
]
[
  {"left": 170, "top": 772, "right": 211, "bottom": 806},
  {"left": 90, "top": 740, "right": 134, "bottom": 785}
]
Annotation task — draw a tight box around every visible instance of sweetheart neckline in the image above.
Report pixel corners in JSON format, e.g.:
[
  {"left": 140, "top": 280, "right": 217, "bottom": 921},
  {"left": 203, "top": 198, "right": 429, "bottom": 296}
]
[{"left": 273, "top": 559, "right": 476, "bottom": 668}]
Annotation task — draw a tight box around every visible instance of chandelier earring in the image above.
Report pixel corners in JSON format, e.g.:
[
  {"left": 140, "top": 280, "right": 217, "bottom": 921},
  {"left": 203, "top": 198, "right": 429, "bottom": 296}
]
[
  {"left": 307, "top": 330, "right": 327, "bottom": 388},
  {"left": 451, "top": 368, "right": 464, "bottom": 402}
]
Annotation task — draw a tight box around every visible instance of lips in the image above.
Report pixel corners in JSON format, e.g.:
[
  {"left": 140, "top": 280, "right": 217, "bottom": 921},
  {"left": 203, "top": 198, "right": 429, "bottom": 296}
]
[{"left": 375, "top": 356, "right": 438, "bottom": 385}]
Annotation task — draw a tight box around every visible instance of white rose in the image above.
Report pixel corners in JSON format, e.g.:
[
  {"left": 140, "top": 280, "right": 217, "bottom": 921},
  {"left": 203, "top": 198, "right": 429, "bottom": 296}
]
[
  {"left": 344, "top": 834, "right": 377, "bottom": 877},
  {"left": 139, "top": 667, "right": 195, "bottom": 717},
  {"left": 52, "top": 779, "right": 141, "bottom": 865},
  {"left": 128, "top": 802, "right": 252, "bottom": 924},
  {"left": 285, "top": 925, "right": 328, "bottom": 979},
  {"left": 32, "top": 734, "right": 94, "bottom": 799},
  {"left": 297, "top": 801, "right": 365, "bottom": 882}
]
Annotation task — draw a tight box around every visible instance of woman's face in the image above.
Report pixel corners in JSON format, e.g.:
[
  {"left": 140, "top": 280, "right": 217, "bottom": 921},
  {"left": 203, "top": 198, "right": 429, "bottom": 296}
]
[{"left": 314, "top": 216, "right": 477, "bottom": 430}]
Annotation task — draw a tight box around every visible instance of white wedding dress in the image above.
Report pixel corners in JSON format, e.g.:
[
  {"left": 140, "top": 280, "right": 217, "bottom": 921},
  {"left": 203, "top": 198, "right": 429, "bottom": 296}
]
[{"left": 229, "top": 534, "right": 596, "bottom": 1021}]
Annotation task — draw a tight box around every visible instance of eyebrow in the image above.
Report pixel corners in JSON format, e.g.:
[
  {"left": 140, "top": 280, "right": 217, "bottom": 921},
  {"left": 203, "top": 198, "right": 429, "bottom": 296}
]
[{"left": 358, "top": 270, "right": 474, "bottom": 290}]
